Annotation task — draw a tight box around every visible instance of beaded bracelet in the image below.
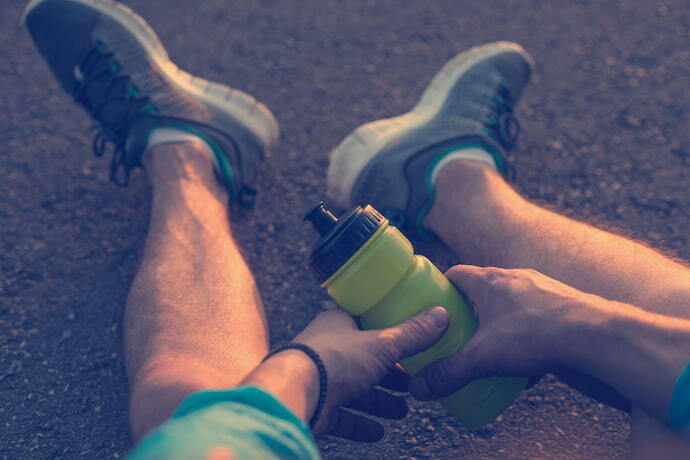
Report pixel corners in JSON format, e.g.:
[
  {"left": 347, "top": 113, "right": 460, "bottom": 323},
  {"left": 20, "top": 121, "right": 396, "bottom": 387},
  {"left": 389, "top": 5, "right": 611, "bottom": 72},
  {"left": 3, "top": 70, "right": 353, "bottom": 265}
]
[{"left": 263, "top": 342, "right": 328, "bottom": 428}]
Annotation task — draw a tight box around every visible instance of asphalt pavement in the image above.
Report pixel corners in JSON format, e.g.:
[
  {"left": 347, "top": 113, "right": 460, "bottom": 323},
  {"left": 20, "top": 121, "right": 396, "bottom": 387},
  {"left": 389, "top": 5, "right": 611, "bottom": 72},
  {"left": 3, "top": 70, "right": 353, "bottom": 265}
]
[{"left": 1, "top": 0, "right": 689, "bottom": 458}]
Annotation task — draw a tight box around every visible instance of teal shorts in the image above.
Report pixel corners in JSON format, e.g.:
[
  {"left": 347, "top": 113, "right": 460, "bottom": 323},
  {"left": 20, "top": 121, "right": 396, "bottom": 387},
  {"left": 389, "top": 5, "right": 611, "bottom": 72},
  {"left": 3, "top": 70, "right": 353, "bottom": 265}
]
[
  {"left": 127, "top": 386, "right": 321, "bottom": 459},
  {"left": 670, "top": 361, "right": 690, "bottom": 436}
]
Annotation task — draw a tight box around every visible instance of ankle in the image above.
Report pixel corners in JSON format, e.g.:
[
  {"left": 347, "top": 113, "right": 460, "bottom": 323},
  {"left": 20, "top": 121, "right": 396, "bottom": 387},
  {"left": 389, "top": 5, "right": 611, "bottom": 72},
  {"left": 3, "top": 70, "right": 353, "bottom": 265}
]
[
  {"left": 143, "top": 141, "right": 227, "bottom": 200},
  {"left": 424, "top": 160, "right": 502, "bottom": 234}
]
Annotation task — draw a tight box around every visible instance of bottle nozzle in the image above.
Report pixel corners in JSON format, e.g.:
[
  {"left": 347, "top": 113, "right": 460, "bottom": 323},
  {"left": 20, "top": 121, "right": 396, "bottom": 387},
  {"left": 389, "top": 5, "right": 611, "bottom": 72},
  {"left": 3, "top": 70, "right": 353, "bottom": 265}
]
[{"left": 304, "top": 201, "right": 339, "bottom": 236}]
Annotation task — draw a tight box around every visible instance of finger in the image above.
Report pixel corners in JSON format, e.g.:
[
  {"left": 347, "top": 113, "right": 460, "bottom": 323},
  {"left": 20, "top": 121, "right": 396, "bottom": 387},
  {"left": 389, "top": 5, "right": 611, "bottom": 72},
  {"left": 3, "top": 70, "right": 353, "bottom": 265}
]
[
  {"left": 379, "top": 306, "right": 450, "bottom": 363},
  {"left": 444, "top": 264, "right": 491, "bottom": 294},
  {"left": 344, "top": 388, "right": 408, "bottom": 420},
  {"left": 326, "top": 408, "right": 385, "bottom": 443},
  {"left": 408, "top": 339, "right": 486, "bottom": 401},
  {"left": 378, "top": 363, "right": 410, "bottom": 392}
]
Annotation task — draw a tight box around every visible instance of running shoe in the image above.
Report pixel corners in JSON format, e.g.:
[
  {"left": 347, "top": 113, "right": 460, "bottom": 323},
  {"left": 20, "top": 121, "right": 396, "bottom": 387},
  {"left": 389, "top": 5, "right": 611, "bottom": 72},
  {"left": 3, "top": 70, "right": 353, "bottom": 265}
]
[
  {"left": 24, "top": 0, "right": 279, "bottom": 205},
  {"left": 327, "top": 42, "right": 534, "bottom": 237}
]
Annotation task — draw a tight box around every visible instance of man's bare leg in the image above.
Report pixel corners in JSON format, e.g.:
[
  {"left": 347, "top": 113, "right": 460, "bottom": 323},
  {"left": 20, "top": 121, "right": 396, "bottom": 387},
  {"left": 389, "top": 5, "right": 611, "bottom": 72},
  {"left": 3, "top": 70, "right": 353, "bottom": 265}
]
[
  {"left": 21, "top": 0, "right": 278, "bottom": 445},
  {"left": 426, "top": 161, "right": 690, "bottom": 317},
  {"left": 125, "top": 141, "right": 268, "bottom": 441},
  {"left": 426, "top": 160, "right": 690, "bottom": 455}
]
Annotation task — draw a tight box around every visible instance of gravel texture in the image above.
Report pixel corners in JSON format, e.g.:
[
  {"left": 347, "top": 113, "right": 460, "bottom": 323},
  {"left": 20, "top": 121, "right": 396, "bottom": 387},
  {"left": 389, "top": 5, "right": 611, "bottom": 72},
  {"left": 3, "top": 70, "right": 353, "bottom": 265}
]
[{"left": 1, "top": 0, "right": 688, "bottom": 458}]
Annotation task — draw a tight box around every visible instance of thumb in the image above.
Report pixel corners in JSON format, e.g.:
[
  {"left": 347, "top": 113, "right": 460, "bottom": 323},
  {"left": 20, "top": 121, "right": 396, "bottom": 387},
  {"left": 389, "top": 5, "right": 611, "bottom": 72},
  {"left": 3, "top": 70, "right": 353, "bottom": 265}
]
[
  {"left": 408, "top": 338, "right": 486, "bottom": 401},
  {"left": 379, "top": 307, "right": 450, "bottom": 363}
]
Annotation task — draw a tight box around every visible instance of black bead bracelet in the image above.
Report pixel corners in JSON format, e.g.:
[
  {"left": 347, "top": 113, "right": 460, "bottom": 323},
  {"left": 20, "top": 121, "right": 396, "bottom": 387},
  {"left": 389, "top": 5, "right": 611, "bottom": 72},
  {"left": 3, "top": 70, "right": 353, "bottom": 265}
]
[{"left": 263, "top": 342, "right": 328, "bottom": 428}]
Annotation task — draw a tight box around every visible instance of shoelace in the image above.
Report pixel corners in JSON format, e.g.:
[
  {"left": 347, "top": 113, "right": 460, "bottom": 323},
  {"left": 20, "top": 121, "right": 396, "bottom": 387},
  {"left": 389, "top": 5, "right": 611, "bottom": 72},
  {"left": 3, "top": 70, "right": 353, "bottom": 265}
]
[
  {"left": 484, "top": 83, "right": 521, "bottom": 151},
  {"left": 480, "top": 83, "right": 520, "bottom": 181},
  {"left": 74, "top": 41, "right": 157, "bottom": 185}
]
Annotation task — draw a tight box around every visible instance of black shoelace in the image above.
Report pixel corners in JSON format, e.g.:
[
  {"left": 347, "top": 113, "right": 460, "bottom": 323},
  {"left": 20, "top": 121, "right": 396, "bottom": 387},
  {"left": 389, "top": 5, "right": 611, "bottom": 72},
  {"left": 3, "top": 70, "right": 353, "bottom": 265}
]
[
  {"left": 73, "top": 41, "right": 157, "bottom": 185},
  {"left": 482, "top": 83, "right": 520, "bottom": 180},
  {"left": 483, "top": 83, "right": 521, "bottom": 151}
]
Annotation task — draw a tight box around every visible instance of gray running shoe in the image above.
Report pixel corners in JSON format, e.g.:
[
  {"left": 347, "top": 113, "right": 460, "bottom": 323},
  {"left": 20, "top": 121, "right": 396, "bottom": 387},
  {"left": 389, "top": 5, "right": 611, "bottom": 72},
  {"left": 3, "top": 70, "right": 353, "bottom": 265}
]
[
  {"left": 327, "top": 42, "right": 534, "bottom": 238},
  {"left": 24, "top": 0, "right": 279, "bottom": 205}
]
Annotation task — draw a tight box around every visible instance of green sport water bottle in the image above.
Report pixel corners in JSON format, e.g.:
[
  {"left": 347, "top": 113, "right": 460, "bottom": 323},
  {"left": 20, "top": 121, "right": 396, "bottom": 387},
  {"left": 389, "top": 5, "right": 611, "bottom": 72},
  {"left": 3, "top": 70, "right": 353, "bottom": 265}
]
[{"left": 304, "top": 202, "right": 527, "bottom": 429}]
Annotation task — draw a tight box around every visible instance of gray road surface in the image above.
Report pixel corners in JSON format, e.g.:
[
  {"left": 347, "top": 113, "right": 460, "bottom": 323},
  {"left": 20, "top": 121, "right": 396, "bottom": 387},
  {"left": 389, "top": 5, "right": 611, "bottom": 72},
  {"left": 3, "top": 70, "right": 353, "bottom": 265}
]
[{"left": 1, "top": 0, "right": 689, "bottom": 458}]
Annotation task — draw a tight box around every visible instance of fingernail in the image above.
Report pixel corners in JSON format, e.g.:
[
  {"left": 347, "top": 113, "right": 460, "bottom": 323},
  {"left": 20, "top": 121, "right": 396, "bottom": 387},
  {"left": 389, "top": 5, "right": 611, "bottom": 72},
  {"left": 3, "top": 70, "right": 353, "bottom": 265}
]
[
  {"left": 409, "top": 376, "right": 433, "bottom": 400},
  {"left": 424, "top": 306, "right": 449, "bottom": 328}
]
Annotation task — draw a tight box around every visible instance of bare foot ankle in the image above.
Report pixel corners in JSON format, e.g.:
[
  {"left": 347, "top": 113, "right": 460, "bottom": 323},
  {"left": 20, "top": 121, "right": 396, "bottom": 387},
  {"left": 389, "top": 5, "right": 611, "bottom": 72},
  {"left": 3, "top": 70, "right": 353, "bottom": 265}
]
[
  {"left": 143, "top": 141, "right": 226, "bottom": 198},
  {"left": 424, "top": 159, "right": 502, "bottom": 233}
]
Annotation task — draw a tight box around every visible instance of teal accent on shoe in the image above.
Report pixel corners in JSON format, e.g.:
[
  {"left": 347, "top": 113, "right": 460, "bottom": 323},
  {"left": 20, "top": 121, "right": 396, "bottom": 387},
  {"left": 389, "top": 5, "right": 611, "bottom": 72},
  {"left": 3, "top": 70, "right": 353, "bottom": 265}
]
[
  {"left": 214, "top": 145, "right": 239, "bottom": 201},
  {"left": 140, "top": 104, "right": 158, "bottom": 114},
  {"left": 166, "top": 124, "right": 240, "bottom": 201},
  {"left": 669, "top": 360, "right": 690, "bottom": 436},
  {"left": 125, "top": 87, "right": 140, "bottom": 99},
  {"left": 415, "top": 143, "right": 506, "bottom": 240}
]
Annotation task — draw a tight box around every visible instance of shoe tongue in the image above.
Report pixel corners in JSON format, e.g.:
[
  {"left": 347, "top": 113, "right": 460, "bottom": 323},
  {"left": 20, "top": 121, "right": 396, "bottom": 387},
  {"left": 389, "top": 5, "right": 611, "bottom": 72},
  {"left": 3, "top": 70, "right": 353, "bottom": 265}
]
[{"left": 82, "top": 61, "right": 143, "bottom": 130}]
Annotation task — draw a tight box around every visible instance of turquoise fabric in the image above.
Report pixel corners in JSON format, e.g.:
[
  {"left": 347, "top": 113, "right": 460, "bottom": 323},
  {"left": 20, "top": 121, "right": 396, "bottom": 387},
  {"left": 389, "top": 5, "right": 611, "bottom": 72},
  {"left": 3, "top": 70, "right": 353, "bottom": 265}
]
[
  {"left": 127, "top": 386, "right": 321, "bottom": 459},
  {"left": 670, "top": 361, "right": 690, "bottom": 436}
]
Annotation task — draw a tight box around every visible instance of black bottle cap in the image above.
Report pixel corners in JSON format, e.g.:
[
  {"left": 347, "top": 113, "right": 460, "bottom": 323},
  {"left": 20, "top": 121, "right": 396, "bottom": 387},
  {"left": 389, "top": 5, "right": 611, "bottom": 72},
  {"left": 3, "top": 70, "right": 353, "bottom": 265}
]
[{"left": 305, "top": 202, "right": 386, "bottom": 283}]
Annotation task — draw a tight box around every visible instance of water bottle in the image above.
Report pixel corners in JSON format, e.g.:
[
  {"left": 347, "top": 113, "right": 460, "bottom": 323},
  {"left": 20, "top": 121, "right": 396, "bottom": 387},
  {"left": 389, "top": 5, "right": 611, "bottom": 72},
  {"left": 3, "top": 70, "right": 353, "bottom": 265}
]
[{"left": 305, "top": 202, "right": 526, "bottom": 429}]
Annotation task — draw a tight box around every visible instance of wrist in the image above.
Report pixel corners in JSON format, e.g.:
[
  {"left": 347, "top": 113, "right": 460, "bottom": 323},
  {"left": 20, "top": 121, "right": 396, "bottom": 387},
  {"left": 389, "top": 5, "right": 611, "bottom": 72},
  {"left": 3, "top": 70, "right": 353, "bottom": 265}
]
[
  {"left": 538, "top": 295, "right": 606, "bottom": 368},
  {"left": 242, "top": 349, "right": 320, "bottom": 423},
  {"left": 563, "top": 298, "right": 690, "bottom": 422},
  {"left": 558, "top": 296, "right": 637, "bottom": 374}
]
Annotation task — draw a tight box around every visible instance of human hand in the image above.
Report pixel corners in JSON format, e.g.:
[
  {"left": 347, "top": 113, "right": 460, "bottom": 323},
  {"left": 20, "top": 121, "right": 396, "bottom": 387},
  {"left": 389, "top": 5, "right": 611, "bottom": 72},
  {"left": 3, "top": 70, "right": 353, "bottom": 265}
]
[
  {"left": 409, "top": 265, "right": 603, "bottom": 401},
  {"left": 294, "top": 306, "right": 449, "bottom": 442}
]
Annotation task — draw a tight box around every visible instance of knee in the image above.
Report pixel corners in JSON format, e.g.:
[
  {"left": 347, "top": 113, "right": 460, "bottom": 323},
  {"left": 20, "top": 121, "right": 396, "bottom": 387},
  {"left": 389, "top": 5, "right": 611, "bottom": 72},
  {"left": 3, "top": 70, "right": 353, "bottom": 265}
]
[{"left": 129, "top": 359, "right": 240, "bottom": 442}]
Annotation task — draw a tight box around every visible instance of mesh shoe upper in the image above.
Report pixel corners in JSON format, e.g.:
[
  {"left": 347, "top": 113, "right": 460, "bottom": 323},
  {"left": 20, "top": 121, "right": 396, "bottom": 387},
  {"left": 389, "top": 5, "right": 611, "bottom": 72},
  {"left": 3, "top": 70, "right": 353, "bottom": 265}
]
[
  {"left": 24, "top": 0, "right": 272, "bottom": 203},
  {"left": 344, "top": 44, "right": 533, "bottom": 237}
]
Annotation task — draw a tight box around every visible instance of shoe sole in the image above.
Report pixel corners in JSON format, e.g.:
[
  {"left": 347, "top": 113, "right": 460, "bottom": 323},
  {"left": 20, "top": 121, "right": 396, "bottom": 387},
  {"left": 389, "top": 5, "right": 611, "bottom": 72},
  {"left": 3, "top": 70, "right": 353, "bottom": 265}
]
[
  {"left": 327, "top": 41, "right": 533, "bottom": 210},
  {"left": 23, "top": 0, "right": 280, "bottom": 156}
]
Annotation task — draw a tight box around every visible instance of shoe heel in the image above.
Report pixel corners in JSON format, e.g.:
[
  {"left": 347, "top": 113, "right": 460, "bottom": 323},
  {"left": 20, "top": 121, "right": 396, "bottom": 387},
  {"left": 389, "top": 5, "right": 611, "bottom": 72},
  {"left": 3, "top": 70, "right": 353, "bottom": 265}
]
[{"left": 184, "top": 74, "right": 280, "bottom": 153}]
